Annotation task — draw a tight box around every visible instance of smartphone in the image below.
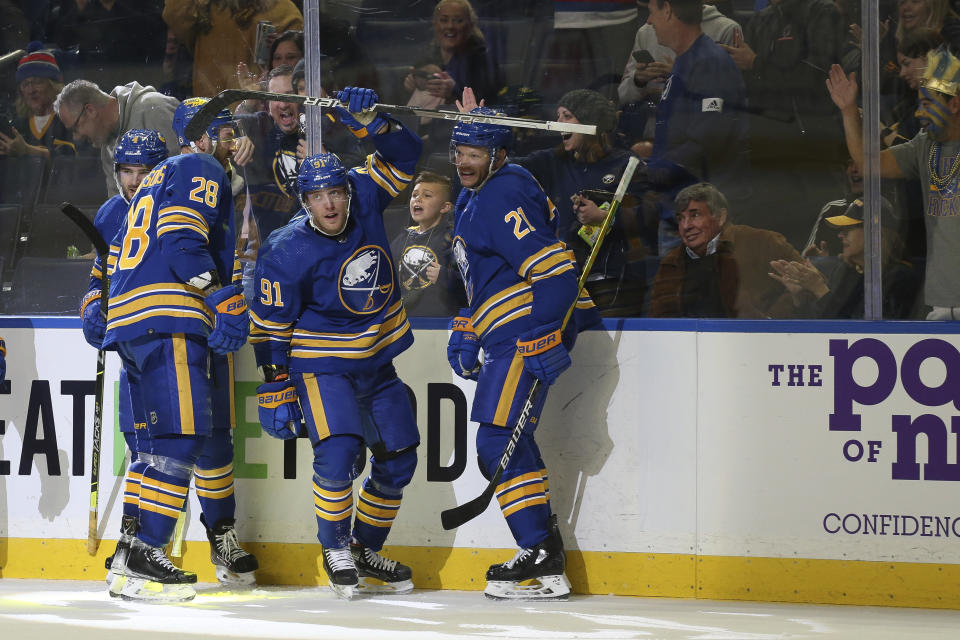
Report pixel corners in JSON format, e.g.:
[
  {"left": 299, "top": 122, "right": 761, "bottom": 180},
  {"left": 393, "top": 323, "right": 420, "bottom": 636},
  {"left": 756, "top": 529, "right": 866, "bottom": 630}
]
[
  {"left": 0, "top": 119, "right": 14, "bottom": 137},
  {"left": 254, "top": 20, "right": 276, "bottom": 66},
  {"left": 632, "top": 49, "right": 655, "bottom": 65},
  {"left": 580, "top": 189, "right": 615, "bottom": 206}
]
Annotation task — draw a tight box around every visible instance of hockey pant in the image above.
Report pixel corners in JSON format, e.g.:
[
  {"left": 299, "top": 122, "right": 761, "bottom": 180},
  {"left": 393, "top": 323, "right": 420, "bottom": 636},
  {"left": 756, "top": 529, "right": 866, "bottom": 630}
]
[
  {"left": 116, "top": 334, "right": 212, "bottom": 547},
  {"left": 295, "top": 364, "right": 420, "bottom": 550},
  {"left": 472, "top": 339, "right": 553, "bottom": 550}
]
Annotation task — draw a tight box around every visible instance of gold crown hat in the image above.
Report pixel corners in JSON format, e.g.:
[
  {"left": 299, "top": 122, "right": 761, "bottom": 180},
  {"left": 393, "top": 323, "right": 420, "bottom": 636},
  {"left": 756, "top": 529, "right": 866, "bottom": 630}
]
[{"left": 923, "top": 45, "right": 960, "bottom": 96}]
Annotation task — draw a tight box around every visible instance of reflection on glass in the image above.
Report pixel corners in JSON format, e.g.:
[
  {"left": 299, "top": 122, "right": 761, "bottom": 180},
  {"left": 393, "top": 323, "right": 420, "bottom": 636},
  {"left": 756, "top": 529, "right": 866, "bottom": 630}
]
[{"left": 0, "top": 2, "right": 918, "bottom": 319}]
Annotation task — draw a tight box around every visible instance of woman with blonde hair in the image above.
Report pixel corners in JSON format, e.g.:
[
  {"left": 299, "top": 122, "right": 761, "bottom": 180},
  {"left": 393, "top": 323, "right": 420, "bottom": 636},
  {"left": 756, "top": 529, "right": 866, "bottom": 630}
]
[
  {"left": 403, "top": 0, "right": 502, "bottom": 106},
  {"left": 895, "top": 0, "right": 960, "bottom": 50}
]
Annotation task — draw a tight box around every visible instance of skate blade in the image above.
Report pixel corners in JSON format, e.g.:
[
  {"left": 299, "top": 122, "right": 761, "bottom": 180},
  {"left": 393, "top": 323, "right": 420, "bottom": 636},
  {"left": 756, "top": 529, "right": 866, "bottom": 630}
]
[
  {"left": 484, "top": 574, "right": 571, "bottom": 601},
  {"left": 111, "top": 575, "right": 196, "bottom": 603},
  {"left": 105, "top": 567, "right": 121, "bottom": 586},
  {"left": 357, "top": 576, "right": 413, "bottom": 595},
  {"left": 215, "top": 565, "right": 257, "bottom": 587},
  {"left": 328, "top": 581, "right": 358, "bottom": 601}
]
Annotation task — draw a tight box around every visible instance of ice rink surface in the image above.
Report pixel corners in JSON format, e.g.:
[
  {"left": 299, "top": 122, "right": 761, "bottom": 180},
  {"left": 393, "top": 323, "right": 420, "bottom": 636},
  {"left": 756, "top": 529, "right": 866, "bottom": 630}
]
[{"left": 0, "top": 579, "right": 958, "bottom": 639}]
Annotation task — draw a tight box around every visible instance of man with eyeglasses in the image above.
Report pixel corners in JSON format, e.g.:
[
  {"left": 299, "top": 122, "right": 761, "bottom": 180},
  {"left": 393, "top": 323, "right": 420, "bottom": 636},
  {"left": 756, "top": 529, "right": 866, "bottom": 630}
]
[
  {"left": 53, "top": 78, "right": 180, "bottom": 198},
  {"left": 249, "top": 86, "right": 422, "bottom": 600}
]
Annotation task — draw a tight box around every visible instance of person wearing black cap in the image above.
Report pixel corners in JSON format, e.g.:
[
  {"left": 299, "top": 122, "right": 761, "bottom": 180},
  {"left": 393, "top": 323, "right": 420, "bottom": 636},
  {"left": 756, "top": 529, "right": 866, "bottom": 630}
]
[
  {"left": 0, "top": 43, "right": 75, "bottom": 160},
  {"left": 513, "top": 88, "right": 649, "bottom": 316},
  {"left": 769, "top": 198, "right": 920, "bottom": 319}
]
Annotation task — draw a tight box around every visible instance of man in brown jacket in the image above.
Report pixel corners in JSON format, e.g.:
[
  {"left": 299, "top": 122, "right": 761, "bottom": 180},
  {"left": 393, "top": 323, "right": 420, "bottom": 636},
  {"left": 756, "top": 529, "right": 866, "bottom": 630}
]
[{"left": 649, "top": 182, "right": 802, "bottom": 318}]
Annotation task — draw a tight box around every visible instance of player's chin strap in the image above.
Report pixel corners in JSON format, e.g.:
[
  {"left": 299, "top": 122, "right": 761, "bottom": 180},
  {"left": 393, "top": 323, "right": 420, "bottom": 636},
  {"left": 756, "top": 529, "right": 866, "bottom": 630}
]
[
  {"left": 113, "top": 169, "right": 130, "bottom": 204},
  {"left": 465, "top": 150, "right": 506, "bottom": 192},
  {"left": 189, "top": 139, "right": 215, "bottom": 155}
]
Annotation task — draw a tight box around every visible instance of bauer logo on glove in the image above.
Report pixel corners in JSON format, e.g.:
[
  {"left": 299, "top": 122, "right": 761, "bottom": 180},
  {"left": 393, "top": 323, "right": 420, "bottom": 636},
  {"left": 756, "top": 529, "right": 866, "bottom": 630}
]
[
  {"left": 516, "top": 329, "right": 560, "bottom": 355},
  {"left": 259, "top": 386, "right": 297, "bottom": 408},
  {"left": 215, "top": 293, "right": 247, "bottom": 315}
]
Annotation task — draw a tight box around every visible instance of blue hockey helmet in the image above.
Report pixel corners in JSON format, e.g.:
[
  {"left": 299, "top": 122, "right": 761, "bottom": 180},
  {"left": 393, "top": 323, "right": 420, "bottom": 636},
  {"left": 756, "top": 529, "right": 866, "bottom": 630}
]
[
  {"left": 450, "top": 107, "right": 513, "bottom": 155},
  {"left": 114, "top": 129, "right": 168, "bottom": 167},
  {"left": 113, "top": 129, "right": 168, "bottom": 201},
  {"left": 297, "top": 153, "right": 351, "bottom": 235},
  {"left": 450, "top": 107, "right": 512, "bottom": 190},
  {"left": 172, "top": 97, "right": 235, "bottom": 148}
]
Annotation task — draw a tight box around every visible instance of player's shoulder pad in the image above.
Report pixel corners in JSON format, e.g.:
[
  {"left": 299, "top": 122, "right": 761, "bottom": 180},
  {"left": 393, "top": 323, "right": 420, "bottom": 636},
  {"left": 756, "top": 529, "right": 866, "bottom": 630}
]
[
  {"left": 484, "top": 163, "right": 544, "bottom": 207},
  {"left": 162, "top": 152, "right": 227, "bottom": 191},
  {"left": 94, "top": 193, "right": 129, "bottom": 232},
  {"left": 259, "top": 216, "right": 312, "bottom": 267},
  {"left": 96, "top": 193, "right": 127, "bottom": 219}
]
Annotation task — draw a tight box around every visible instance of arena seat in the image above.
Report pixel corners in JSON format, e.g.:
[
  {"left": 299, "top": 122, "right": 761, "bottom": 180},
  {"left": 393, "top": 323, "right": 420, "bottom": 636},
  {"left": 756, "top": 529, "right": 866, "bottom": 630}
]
[
  {"left": 4, "top": 256, "right": 92, "bottom": 315},
  {"left": 42, "top": 155, "right": 107, "bottom": 207},
  {"left": 23, "top": 204, "right": 100, "bottom": 258},
  {"left": 0, "top": 205, "right": 24, "bottom": 281},
  {"left": 0, "top": 156, "right": 45, "bottom": 210}
]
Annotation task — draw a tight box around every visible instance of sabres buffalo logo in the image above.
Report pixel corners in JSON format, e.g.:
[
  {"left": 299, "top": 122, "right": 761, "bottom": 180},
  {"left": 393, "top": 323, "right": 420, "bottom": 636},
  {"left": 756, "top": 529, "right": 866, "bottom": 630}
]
[
  {"left": 273, "top": 148, "right": 299, "bottom": 197},
  {"left": 399, "top": 244, "right": 438, "bottom": 291},
  {"left": 339, "top": 246, "right": 394, "bottom": 314}
]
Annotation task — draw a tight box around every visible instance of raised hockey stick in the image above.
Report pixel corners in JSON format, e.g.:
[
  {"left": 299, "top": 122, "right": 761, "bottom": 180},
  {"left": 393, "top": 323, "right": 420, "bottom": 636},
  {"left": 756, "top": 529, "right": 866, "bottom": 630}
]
[
  {"left": 184, "top": 88, "right": 597, "bottom": 142},
  {"left": 440, "top": 157, "right": 640, "bottom": 531},
  {"left": 61, "top": 203, "right": 109, "bottom": 555}
]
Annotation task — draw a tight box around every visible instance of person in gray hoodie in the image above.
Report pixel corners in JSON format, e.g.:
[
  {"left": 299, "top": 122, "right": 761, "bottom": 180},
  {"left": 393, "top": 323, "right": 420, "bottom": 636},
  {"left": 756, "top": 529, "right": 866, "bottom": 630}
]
[{"left": 54, "top": 79, "right": 180, "bottom": 197}]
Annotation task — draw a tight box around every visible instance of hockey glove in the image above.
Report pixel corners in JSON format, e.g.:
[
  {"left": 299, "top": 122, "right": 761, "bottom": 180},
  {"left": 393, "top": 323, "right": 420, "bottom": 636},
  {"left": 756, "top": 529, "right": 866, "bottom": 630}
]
[
  {"left": 335, "top": 86, "right": 387, "bottom": 138},
  {"left": 80, "top": 290, "right": 106, "bottom": 350},
  {"left": 516, "top": 320, "right": 571, "bottom": 385},
  {"left": 447, "top": 312, "right": 481, "bottom": 380},
  {"left": 205, "top": 284, "right": 249, "bottom": 355},
  {"left": 0, "top": 337, "right": 5, "bottom": 383},
  {"left": 257, "top": 379, "right": 302, "bottom": 439}
]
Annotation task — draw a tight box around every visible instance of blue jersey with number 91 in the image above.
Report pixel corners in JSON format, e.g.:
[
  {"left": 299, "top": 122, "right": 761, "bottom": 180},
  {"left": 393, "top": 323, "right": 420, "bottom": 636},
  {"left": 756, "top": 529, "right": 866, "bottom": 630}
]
[{"left": 104, "top": 152, "right": 235, "bottom": 347}]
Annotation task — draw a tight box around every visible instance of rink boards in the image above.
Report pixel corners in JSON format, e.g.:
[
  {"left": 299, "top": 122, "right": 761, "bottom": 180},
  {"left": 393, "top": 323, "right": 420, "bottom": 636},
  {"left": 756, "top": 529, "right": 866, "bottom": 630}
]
[{"left": 1, "top": 317, "right": 960, "bottom": 608}]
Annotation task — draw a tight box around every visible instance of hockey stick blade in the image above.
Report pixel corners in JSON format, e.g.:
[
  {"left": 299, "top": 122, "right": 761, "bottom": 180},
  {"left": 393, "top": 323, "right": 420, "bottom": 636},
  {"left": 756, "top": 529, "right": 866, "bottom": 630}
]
[
  {"left": 440, "top": 157, "right": 640, "bottom": 530},
  {"left": 441, "top": 380, "right": 541, "bottom": 530},
  {"left": 184, "top": 88, "right": 597, "bottom": 142}
]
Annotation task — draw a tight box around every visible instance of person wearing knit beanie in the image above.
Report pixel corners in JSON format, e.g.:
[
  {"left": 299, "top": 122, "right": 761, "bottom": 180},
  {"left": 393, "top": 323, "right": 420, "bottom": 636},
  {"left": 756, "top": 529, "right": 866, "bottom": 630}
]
[
  {"left": 515, "top": 85, "right": 648, "bottom": 316},
  {"left": 557, "top": 89, "right": 618, "bottom": 135},
  {"left": 0, "top": 42, "right": 74, "bottom": 160},
  {"left": 555, "top": 89, "right": 618, "bottom": 163},
  {"left": 16, "top": 44, "right": 63, "bottom": 86}
]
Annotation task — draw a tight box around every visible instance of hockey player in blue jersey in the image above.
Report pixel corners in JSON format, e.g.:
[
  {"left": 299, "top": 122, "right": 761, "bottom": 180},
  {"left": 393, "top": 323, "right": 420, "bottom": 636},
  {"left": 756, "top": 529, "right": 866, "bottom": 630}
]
[
  {"left": 447, "top": 107, "right": 579, "bottom": 600},
  {"left": 82, "top": 122, "right": 258, "bottom": 593},
  {"left": 250, "top": 86, "right": 422, "bottom": 600},
  {"left": 99, "top": 113, "right": 250, "bottom": 601},
  {"left": 168, "top": 98, "right": 261, "bottom": 587},
  {"left": 80, "top": 128, "right": 168, "bottom": 586}
]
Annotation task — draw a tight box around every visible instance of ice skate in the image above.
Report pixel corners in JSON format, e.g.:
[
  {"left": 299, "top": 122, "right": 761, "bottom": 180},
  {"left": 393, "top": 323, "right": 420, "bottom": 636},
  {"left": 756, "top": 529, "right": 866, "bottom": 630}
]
[
  {"left": 202, "top": 515, "right": 258, "bottom": 586},
  {"left": 351, "top": 543, "right": 413, "bottom": 594},
  {"left": 484, "top": 516, "right": 570, "bottom": 601},
  {"left": 321, "top": 546, "right": 359, "bottom": 600},
  {"left": 104, "top": 539, "right": 129, "bottom": 587},
  {"left": 105, "top": 514, "right": 138, "bottom": 587},
  {"left": 108, "top": 538, "right": 197, "bottom": 603}
]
